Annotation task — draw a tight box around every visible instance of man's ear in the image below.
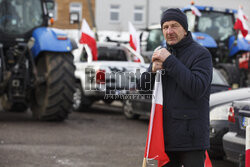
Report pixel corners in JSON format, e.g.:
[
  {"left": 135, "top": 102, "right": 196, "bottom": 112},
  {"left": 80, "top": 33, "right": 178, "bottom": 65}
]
[{"left": 184, "top": 31, "right": 187, "bottom": 35}]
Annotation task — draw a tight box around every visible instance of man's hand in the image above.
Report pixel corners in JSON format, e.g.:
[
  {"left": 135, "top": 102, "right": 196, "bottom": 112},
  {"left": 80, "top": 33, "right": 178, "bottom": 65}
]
[
  {"left": 152, "top": 48, "right": 171, "bottom": 63},
  {"left": 152, "top": 61, "right": 163, "bottom": 72}
]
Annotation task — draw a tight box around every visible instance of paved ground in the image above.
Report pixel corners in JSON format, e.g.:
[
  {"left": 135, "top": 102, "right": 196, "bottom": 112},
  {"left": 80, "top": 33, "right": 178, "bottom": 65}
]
[{"left": 0, "top": 101, "right": 238, "bottom": 167}]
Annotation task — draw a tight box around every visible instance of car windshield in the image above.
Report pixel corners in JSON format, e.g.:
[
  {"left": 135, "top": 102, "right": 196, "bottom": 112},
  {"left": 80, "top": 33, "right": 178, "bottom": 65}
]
[
  {"left": 0, "top": 0, "right": 43, "bottom": 35},
  {"left": 212, "top": 68, "right": 229, "bottom": 86},
  {"left": 98, "top": 47, "right": 127, "bottom": 61},
  {"left": 186, "top": 10, "right": 235, "bottom": 41}
]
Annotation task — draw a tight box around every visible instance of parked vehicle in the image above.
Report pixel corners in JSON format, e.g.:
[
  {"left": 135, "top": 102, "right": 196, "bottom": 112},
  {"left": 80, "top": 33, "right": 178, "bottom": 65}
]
[
  {"left": 141, "top": 4, "right": 250, "bottom": 87},
  {"left": 73, "top": 42, "right": 147, "bottom": 112},
  {"left": 209, "top": 88, "right": 250, "bottom": 159},
  {"left": 0, "top": 0, "right": 76, "bottom": 121},
  {"left": 223, "top": 100, "right": 250, "bottom": 166}
]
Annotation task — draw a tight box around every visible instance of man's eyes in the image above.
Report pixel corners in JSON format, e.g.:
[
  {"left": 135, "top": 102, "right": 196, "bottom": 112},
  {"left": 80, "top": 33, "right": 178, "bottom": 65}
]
[
  {"left": 172, "top": 24, "right": 179, "bottom": 28},
  {"left": 163, "top": 24, "right": 179, "bottom": 30}
]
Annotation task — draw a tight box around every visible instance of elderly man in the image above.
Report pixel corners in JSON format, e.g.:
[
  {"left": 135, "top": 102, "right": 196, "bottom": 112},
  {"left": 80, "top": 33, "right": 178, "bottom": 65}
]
[{"left": 140, "top": 8, "right": 213, "bottom": 167}]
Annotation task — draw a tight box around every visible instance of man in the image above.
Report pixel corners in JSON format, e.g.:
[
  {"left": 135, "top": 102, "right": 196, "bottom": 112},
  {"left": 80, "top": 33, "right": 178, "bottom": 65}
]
[{"left": 140, "top": 8, "right": 213, "bottom": 167}]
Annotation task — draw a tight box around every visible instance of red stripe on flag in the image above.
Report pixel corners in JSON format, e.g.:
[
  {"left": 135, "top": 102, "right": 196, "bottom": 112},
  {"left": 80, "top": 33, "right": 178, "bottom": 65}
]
[
  {"left": 129, "top": 35, "right": 137, "bottom": 51},
  {"left": 79, "top": 32, "right": 98, "bottom": 61},
  {"left": 234, "top": 18, "right": 248, "bottom": 37},
  {"left": 205, "top": 150, "right": 212, "bottom": 167},
  {"left": 246, "top": 149, "right": 250, "bottom": 167},
  {"left": 144, "top": 103, "right": 169, "bottom": 167}
]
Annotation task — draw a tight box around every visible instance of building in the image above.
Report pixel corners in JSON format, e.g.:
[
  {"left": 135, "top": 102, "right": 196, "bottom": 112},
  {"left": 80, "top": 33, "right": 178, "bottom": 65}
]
[
  {"left": 95, "top": 0, "right": 250, "bottom": 32},
  {"left": 52, "top": 0, "right": 96, "bottom": 29}
]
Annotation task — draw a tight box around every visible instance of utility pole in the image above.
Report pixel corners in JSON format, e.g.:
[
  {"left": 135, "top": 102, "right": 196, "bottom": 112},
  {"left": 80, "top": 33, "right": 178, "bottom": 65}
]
[{"left": 146, "top": 0, "right": 149, "bottom": 28}]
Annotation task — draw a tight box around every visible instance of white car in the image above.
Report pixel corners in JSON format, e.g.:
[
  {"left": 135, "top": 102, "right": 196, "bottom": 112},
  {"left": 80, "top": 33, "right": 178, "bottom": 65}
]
[{"left": 72, "top": 42, "right": 147, "bottom": 112}]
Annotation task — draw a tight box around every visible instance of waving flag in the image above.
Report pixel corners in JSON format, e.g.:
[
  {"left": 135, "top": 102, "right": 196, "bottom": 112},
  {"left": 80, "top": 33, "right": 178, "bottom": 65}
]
[
  {"left": 128, "top": 22, "right": 140, "bottom": 55},
  {"left": 191, "top": 5, "right": 202, "bottom": 17},
  {"left": 142, "top": 71, "right": 169, "bottom": 167},
  {"left": 79, "top": 19, "right": 98, "bottom": 60},
  {"left": 234, "top": 6, "right": 249, "bottom": 38}
]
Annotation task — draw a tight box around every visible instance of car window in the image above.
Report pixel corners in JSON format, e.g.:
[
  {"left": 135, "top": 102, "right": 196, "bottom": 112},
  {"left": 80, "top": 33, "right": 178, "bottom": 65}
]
[
  {"left": 80, "top": 47, "right": 88, "bottom": 62},
  {"left": 98, "top": 47, "right": 127, "bottom": 61},
  {"left": 212, "top": 68, "right": 229, "bottom": 86}
]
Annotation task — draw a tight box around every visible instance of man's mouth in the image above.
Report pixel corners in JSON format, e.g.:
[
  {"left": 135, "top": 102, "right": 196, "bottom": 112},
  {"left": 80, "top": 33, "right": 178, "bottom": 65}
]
[{"left": 168, "top": 37, "right": 176, "bottom": 41}]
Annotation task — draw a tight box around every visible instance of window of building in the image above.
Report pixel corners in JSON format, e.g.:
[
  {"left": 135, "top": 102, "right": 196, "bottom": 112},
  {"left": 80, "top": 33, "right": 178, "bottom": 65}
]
[
  {"left": 134, "top": 6, "right": 144, "bottom": 23},
  {"left": 69, "top": 2, "right": 82, "bottom": 23},
  {"left": 110, "top": 5, "right": 120, "bottom": 22}
]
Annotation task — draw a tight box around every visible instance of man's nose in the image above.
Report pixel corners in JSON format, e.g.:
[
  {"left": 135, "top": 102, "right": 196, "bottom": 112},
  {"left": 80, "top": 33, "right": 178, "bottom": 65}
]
[{"left": 166, "top": 27, "right": 174, "bottom": 34}]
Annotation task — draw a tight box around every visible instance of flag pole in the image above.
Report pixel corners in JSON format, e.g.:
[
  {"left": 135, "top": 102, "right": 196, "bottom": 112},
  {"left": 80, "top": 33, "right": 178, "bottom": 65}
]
[{"left": 142, "top": 157, "right": 147, "bottom": 167}]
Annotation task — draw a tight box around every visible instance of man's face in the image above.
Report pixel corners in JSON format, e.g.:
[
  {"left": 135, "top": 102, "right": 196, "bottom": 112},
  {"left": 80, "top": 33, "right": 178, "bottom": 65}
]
[{"left": 162, "top": 20, "right": 187, "bottom": 45}]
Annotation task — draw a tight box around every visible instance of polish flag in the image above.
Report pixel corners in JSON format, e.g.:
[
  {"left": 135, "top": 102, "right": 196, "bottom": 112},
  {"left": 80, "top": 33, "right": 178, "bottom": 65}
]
[
  {"left": 246, "top": 118, "right": 250, "bottom": 167},
  {"left": 142, "top": 71, "right": 213, "bottom": 167},
  {"left": 142, "top": 71, "right": 169, "bottom": 167},
  {"left": 128, "top": 22, "right": 140, "bottom": 55},
  {"left": 79, "top": 19, "right": 98, "bottom": 61},
  {"left": 191, "top": 5, "right": 202, "bottom": 17},
  {"left": 234, "top": 7, "right": 249, "bottom": 38}
]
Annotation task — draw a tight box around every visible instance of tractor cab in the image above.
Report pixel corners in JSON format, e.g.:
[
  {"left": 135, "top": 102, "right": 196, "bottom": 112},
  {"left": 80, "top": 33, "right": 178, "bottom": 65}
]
[
  {"left": 184, "top": 6, "right": 236, "bottom": 42},
  {"left": 182, "top": 5, "right": 238, "bottom": 63},
  {"left": 0, "top": 0, "right": 54, "bottom": 45}
]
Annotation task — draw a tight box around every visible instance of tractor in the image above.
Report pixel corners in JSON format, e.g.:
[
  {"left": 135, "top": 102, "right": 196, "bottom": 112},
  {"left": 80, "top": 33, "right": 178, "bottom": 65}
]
[
  {"left": 0, "top": 0, "right": 76, "bottom": 121},
  {"left": 143, "top": 5, "right": 250, "bottom": 87}
]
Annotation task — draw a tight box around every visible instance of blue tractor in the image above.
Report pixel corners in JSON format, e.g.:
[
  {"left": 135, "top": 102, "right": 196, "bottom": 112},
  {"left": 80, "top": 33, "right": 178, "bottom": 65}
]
[
  {"left": 144, "top": 5, "right": 250, "bottom": 87},
  {"left": 0, "top": 0, "right": 76, "bottom": 121},
  {"left": 183, "top": 5, "right": 250, "bottom": 87}
]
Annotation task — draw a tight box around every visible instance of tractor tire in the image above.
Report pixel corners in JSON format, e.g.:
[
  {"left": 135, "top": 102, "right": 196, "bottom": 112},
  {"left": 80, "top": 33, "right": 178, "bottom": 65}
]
[
  {"left": 73, "top": 82, "right": 93, "bottom": 112},
  {"left": 31, "top": 53, "right": 75, "bottom": 121},
  {"left": 217, "top": 63, "right": 240, "bottom": 87}
]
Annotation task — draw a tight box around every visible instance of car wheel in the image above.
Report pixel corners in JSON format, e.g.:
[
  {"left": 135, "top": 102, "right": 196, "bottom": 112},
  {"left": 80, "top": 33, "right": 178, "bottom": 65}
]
[
  {"left": 123, "top": 100, "right": 139, "bottom": 119},
  {"left": 73, "top": 83, "right": 93, "bottom": 112}
]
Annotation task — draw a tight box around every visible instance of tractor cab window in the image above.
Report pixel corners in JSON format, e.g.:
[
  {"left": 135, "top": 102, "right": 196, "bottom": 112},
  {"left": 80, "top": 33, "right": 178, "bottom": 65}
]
[
  {"left": 197, "top": 11, "right": 234, "bottom": 41},
  {"left": 0, "top": 0, "right": 43, "bottom": 35}
]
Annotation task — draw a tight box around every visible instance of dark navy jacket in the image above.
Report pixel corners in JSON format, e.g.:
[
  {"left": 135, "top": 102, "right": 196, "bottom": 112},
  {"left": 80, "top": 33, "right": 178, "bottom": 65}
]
[{"left": 140, "top": 32, "right": 213, "bottom": 151}]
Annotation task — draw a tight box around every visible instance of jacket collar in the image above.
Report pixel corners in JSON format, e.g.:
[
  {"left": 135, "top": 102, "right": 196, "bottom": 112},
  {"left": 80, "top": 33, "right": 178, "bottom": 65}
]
[{"left": 167, "top": 31, "right": 193, "bottom": 53}]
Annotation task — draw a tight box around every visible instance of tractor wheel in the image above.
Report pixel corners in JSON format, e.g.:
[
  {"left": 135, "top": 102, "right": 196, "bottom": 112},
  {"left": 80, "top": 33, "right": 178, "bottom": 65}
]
[
  {"left": 123, "top": 100, "right": 139, "bottom": 119},
  {"left": 72, "top": 82, "right": 93, "bottom": 112},
  {"left": 31, "top": 53, "right": 76, "bottom": 121},
  {"left": 1, "top": 95, "right": 28, "bottom": 112},
  {"left": 217, "top": 63, "right": 240, "bottom": 87}
]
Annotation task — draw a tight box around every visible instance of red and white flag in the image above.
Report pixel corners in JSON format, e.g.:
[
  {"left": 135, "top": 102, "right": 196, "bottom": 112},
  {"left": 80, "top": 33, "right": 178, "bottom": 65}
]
[
  {"left": 142, "top": 71, "right": 169, "bottom": 167},
  {"left": 79, "top": 19, "right": 98, "bottom": 61},
  {"left": 245, "top": 118, "right": 250, "bottom": 167},
  {"left": 191, "top": 5, "right": 202, "bottom": 17},
  {"left": 142, "top": 71, "right": 213, "bottom": 167},
  {"left": 234, "top": 7, "right": 249, "bottom": 38},
  {"left": 128, "top": 21, "right": 140, "bottom": 55}
]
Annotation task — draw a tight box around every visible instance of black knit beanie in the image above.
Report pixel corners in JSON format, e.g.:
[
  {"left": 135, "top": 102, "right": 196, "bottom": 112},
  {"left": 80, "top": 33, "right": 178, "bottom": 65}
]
[{"left": 160, "top": 8, "right": 188, "bottom": 32}]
